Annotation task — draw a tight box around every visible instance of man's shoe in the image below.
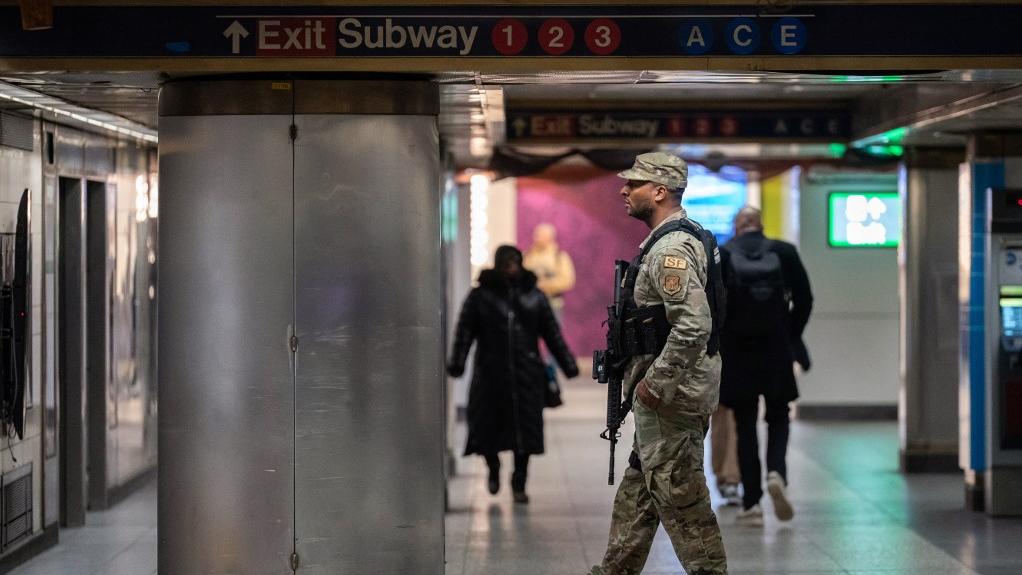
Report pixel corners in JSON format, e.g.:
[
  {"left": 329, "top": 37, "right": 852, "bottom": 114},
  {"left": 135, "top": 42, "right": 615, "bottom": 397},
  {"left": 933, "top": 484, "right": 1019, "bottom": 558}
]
[
  {"left": 719, "top": 483, "right": 742, "bottom": 506},
  {"left": 767, "top": 471, "right": 794, "bottom": 521},
  {"left": 512, "top": 489, "right": 530, "bottom": 504},
  {"left": 487, "top": 467, "right": 500, "bottom": 495},
  {"left": 735, "top": 504, "right": 764, "bottom": 526},
  {"left": 511, "top": 471, "right": 527, "bottom": 501}
]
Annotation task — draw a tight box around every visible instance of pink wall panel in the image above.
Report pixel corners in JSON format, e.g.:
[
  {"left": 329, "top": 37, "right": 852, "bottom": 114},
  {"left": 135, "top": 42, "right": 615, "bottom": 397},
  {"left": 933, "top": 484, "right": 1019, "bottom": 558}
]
[{"left": 517, "top": 165, "right": 649, "bottom": 358}]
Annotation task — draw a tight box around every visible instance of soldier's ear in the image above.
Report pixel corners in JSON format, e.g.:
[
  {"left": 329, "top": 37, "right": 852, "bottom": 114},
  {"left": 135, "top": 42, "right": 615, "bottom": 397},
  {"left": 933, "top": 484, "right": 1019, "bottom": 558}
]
[{"left": 653, "top": 184, "right": 669, "bottom": 202}]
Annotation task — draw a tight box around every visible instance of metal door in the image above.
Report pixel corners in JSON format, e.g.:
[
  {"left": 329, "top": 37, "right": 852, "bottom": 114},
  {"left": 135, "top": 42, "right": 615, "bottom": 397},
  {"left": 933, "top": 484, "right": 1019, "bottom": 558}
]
[
  {"left": 158, "top": 115, "right": 295, "bottom": 574},
  {"left": 57, "top": 176, "right": 86, "bottom": 527},
  {"left": 293, "top": 113, "right": 444, "bottom": 573},
  {"left": 85, "top": 180, "right": 109, "bottom": 510}
]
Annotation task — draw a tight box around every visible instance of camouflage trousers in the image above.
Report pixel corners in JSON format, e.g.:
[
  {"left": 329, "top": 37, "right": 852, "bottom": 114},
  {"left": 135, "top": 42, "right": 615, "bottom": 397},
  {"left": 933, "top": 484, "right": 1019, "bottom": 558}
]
[{"left": 590, "top": 406, "right": 727, "bottom": 575}]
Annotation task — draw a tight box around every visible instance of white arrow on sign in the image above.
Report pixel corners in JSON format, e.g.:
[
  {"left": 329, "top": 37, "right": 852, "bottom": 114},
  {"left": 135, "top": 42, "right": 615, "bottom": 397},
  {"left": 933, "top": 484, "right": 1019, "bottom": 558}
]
[
  {"left": 223, "top": 20, "right": 249, "bottom": 55},
  {"left": 512, "top": 117, "right": 528, "bottom": 138}
]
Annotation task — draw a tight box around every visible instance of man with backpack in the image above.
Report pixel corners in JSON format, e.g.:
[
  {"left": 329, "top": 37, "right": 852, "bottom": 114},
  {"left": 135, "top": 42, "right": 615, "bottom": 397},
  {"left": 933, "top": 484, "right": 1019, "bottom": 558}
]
[
  {"left": 720, "top": 206, "right": 813, "bottom": 526},
  {"left": 589, "top": 152, "right": 728, "bottom": 575}
]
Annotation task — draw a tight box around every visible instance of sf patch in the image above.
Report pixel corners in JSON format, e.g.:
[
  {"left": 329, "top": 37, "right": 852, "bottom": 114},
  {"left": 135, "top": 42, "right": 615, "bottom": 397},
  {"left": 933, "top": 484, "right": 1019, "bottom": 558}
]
[
  {"left": 663, "top": 273, "right": 683, "bottom": 295},
  {"left": 664, "top": 256, "right": 687, "bottom": 270}
]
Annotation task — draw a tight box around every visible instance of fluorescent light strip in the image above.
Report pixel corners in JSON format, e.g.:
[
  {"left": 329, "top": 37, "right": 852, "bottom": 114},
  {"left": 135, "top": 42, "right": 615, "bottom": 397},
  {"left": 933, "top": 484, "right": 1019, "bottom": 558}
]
[{"left": 0, "top": 81, "right": 158, "bottom": 144}]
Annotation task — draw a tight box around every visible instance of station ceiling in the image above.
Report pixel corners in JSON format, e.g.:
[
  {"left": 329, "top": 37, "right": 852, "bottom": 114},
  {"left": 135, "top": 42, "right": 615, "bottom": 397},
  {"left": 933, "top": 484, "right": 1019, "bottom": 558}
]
[{"left": 3, "top": 69, "right": 1022, "bottom": 169}]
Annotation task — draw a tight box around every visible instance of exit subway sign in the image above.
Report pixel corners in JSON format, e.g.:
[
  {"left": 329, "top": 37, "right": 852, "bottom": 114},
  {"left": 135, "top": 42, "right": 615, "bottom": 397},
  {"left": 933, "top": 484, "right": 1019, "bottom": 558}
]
[
  {"left": 1, "top": 4, "right": 1022, "bottom": 61},
  {"left": 233, "top": 15, "right": 803, "bottom": 57},
  {"left": 506, "top": 110, "right": 850, "bottom": 142}
]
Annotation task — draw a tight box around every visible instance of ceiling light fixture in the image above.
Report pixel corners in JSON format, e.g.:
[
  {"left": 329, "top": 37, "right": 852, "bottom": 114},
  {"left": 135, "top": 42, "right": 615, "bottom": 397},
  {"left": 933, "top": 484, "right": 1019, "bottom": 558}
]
[{"left": 0, "top": 80, "right": 158, "bottom": 143}]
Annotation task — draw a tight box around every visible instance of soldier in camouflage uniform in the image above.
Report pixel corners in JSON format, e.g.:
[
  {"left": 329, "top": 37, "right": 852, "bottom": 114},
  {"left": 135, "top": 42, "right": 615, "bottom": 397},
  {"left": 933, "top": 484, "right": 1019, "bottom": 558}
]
[{"left": 589, "top": 153, "right": 728, "bottom": 575}]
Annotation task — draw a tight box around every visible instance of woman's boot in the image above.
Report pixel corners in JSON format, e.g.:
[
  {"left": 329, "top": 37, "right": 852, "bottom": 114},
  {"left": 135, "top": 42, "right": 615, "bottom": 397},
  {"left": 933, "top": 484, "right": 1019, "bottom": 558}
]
[
  {"left": 512, "top": 453, "right": 529, "bottom": 504},
  {"left": 484, "top": 453, "right": 500, "bottom": 495}
]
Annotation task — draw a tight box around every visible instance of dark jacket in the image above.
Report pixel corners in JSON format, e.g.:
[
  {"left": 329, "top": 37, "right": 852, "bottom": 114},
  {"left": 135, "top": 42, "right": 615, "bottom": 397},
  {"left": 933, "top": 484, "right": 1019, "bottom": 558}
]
[
  {"left": 719, "top": 231, "right": 813, "bottom": 405},
  {"left": 448, "top": 269, "right": 579, "bottom": 456}
]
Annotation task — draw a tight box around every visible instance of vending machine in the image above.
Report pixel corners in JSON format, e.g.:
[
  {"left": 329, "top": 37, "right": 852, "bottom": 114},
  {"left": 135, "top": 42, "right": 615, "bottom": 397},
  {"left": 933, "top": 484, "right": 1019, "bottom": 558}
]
[{"left": 985, "top": 187, "right": 1022, "bottom": 515}]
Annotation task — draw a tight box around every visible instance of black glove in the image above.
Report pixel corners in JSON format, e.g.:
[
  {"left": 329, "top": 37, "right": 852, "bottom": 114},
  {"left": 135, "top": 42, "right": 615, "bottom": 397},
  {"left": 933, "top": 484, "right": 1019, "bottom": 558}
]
[
  {"left": 792, "top": 338, "right": 811, "bottom": 372},
  {"left": 446, "top": 362, "right": 464, "bottom": 378},
  {"left": 628, "top": 450, "right": 643, "bottom": 472},
  {"left": 564, "top": 364, "right": 580, "bottom": 379}
]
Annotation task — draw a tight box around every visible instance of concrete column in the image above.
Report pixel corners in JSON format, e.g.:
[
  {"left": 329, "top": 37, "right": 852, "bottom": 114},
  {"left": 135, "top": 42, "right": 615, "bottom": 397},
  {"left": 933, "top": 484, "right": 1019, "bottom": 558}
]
[{"left": 899, "top": 147, "right": 965, "bottom": 473}]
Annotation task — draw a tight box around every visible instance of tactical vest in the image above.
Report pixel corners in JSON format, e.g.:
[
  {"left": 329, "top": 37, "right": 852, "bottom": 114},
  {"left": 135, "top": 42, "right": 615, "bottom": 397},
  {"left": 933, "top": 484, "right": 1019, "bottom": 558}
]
[{"left": 619, "top": 218, "right": 726, "bottom": 357}]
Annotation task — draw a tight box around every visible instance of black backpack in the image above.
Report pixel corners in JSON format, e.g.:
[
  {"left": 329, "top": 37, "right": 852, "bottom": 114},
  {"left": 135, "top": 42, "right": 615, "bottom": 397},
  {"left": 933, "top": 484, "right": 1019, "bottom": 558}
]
[{"left": 726, "top": 238, "right": 787, "bottom": 337}]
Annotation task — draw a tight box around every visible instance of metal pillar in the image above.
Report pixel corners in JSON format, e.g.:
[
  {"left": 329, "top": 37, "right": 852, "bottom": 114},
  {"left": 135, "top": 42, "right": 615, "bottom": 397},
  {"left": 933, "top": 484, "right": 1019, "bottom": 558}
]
[
  {"left": 158, "top": 78, "right": 444, "bottom": 574},
  {"left": 899, "top": 147, "right": 964, "bottom": 473}
]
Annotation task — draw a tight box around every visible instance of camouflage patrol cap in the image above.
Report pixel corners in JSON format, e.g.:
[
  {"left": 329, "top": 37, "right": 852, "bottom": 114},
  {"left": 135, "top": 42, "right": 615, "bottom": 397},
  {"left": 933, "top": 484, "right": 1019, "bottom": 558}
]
[{"left": 618, "top": 152, "right": 688, "bottom": 189}]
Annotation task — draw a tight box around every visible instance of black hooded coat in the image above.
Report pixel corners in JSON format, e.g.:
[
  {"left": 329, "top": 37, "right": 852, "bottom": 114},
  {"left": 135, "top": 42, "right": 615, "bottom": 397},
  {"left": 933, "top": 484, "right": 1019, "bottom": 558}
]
[{"left": 448, "top": 268, "right": 579, "bottom": 456}]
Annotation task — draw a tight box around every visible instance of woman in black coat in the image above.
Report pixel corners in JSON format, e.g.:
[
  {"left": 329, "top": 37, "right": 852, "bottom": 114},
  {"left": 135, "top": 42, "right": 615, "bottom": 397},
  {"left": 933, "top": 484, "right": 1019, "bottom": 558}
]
[{"left": 447, "top": 245, "right": 579, "bottom": 503}]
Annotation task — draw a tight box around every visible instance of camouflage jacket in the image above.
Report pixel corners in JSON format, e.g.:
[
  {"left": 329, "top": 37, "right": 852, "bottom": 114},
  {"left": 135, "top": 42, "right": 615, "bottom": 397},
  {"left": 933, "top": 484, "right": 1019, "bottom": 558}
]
[{"left": 624, "top": 208, "right": 721, "bottom": 418}]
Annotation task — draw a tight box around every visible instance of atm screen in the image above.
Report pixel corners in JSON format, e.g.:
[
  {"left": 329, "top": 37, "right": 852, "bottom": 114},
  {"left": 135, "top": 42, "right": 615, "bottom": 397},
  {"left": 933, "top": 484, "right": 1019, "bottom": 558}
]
[{"left": 1002, "top": 304, "right": 1022, "bottom": 338}]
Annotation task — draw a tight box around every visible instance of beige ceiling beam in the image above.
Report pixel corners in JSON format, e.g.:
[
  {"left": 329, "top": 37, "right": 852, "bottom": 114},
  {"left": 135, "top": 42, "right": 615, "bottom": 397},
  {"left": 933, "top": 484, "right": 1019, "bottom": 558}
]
[
  {"left": 3, "top": 0, "right": 1019, "bottom": 5},
  {"left": 852, "top": 83, "right": 1022, "bottom": 144},
  {"left": 17, "top": 0, "right": 52, "bottom": 29},
  {"left": 4, "top": 56, "right": 1022, "bottom": 74}
]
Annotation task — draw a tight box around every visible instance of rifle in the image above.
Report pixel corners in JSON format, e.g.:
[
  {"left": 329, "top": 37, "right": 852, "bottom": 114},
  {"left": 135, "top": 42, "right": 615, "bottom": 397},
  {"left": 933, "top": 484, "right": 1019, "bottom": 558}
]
[{"left": 592, "top": 260, "right": 631, "bottom": 485}]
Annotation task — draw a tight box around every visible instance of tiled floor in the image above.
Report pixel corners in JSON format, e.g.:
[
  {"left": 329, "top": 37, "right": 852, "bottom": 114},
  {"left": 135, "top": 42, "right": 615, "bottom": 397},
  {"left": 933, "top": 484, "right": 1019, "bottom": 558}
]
[
  {"left": 10, "top": 379, "right": 1022, "bottom": 574},
  {"left": 9, "top": 480, "right": 157, "bottom": 575},
  {"left": 443, "top": 380, "right": 1022, "bottom": 575}
]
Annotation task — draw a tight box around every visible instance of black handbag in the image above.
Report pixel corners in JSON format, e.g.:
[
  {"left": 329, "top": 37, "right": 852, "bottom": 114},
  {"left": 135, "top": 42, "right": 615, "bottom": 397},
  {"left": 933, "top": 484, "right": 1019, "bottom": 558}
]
[{"left": 544, "top": 364, "right": 563, "bottom": 408}]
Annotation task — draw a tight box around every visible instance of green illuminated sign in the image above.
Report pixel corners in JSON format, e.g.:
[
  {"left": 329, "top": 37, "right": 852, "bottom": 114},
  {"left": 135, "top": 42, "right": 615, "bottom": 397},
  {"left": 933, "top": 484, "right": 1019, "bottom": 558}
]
[
  {"left": 849, "top": 127, "right": 908, "bottom": 158},
  {"left": 828, "top": 191, "right": 902, "bottom": 248}
]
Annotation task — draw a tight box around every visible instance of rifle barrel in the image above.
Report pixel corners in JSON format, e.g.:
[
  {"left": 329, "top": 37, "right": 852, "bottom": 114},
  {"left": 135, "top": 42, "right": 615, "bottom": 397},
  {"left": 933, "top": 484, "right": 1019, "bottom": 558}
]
[{"left": 608, "top": 439, "right": 616, "bottom": 485}]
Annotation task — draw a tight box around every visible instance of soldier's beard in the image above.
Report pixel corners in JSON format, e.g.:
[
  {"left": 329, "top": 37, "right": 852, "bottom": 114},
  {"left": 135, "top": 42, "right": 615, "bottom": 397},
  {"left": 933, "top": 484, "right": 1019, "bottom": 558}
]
[{"left": 628, "top": 201, "right": 654, "bottom": 223}]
